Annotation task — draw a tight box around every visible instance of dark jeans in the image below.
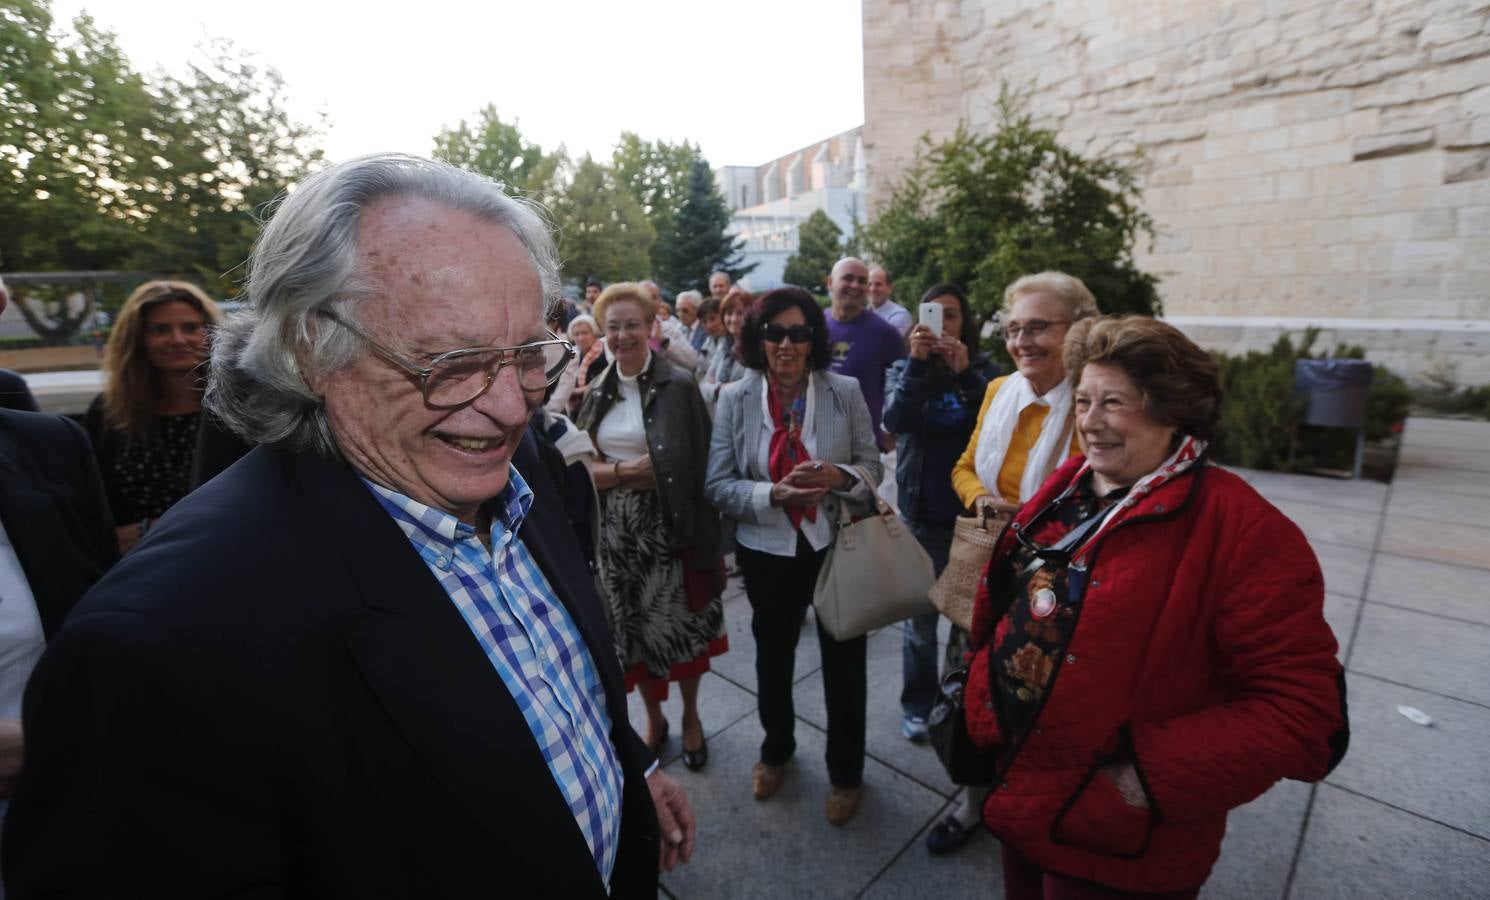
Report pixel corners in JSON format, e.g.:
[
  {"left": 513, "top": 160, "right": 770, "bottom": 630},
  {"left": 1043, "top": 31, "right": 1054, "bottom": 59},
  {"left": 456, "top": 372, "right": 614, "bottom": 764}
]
[
  {"left": 1001, "top": 844, "right": 1200, "bottom": 899},
  {"left": 901, "top": 518, "right": 953, "bottom": 720},
  {"left": 737, "top": 536, "right": 867, "bottom": 788}
]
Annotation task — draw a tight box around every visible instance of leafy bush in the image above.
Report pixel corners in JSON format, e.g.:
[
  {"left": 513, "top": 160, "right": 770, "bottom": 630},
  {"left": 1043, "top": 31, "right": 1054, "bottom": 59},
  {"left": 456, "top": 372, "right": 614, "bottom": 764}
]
[
  {"left": 863, "top": 88, "right": 1160, "bottom": 336},
  {"left": 1413, "top": 363, "right": 1490, "bottom": 420},
  {"left": 1211, "top": 329, "right": 1411, "bottom": 474}
]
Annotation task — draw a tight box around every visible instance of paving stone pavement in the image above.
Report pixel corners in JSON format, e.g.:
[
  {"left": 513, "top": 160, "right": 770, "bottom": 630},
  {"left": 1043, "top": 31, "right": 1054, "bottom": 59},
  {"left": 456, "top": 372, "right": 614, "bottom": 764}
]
[{"left": 627, "top": 417, "right": 1490, "bottom": 899}]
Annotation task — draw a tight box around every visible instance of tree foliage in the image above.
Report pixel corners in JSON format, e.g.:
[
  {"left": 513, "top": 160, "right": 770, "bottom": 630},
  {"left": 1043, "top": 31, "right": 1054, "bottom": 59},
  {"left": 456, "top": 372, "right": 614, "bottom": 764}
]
[
  {"left": 611, "top": 132, "right": 693, "bottom": 275},
  {"left": 548, "top": 155, "right": 655, "bottom": 285},
  {"left": 863, "top": 90, "right": 1159, "bottom": 330},
  {"left": 782, "top": 210, "right": 843, "bottom": 294},
  {"left": 433, "top": 104, "right": 561, "bottom": 205},
  {"left": 654, "top": 157, "right": 753, "bottom": 293},
  {"left": 1, "top": 1, "right": 323, "bottom": 340}
]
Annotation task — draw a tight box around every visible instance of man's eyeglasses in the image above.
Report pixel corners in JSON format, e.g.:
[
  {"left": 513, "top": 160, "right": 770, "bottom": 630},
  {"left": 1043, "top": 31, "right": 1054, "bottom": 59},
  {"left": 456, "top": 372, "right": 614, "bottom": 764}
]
[
  {"left": 1001, "top": 319, "right": 1069, "bottom": 341},
  {"left": 761, "top": 323, "right": 813, "bottom": 344},
  {"left": 317, "top": 309, "right": 574, "bottom": 409}
]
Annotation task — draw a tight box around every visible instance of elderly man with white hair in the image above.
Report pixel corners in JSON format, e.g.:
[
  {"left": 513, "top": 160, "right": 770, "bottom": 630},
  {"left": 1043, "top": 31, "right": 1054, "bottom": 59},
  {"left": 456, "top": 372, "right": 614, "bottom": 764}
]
[{"left": 4, "top": 154, "right": 693, "bottom": 898}]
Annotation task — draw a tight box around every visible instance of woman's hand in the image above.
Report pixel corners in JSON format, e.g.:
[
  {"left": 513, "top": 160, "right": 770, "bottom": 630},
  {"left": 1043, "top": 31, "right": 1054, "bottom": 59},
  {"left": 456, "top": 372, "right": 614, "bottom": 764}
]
[
  {"left": 784, "top": 460, "right": 849, "bottom": 491},
  {"left": 769, "top": 481, "right": 826, "bottom": 508},
  {"left": 1100, "top": 762, "right": 1149, "bottom": 809},
  {"left": 621, "top": 454, "right": 656, "bottom": 490},
  {"left": 938, "top": 336, "right": 970, "bottom": 374},
  {"left": 908, "top": 324, "right": 937, "bottom": 362},
  {"left": 115, "top": 523, "right": 144, "bottom": 555}
]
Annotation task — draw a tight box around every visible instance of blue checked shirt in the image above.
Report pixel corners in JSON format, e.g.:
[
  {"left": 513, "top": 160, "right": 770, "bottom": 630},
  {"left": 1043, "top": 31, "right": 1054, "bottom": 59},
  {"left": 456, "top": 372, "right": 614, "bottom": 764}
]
[{"left": 365, "top": 469, "right": 624, "bottom": 885}]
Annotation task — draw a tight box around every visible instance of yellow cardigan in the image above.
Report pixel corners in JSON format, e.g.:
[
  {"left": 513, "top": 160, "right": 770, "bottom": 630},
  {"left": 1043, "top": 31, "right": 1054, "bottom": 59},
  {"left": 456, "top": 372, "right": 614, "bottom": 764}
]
[{"left": 951, "top": 375, "right": 1081, "bottom": 508}]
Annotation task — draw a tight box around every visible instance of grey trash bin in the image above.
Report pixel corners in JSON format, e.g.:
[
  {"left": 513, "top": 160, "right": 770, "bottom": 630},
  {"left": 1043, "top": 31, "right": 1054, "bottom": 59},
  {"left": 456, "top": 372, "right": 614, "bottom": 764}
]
[
  {"left": 1295, "top": 359, "right": 1374, "bottom": 428},
  {"left": 1295, "top": 358, "right": 1374, "bottom": 477}
]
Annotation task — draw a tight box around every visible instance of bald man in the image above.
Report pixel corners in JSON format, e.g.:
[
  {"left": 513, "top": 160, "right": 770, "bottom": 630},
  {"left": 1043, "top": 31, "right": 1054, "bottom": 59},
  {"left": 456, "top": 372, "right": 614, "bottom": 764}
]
[{"left": 824, "top": 258, "right": 905, "bottom": 450}]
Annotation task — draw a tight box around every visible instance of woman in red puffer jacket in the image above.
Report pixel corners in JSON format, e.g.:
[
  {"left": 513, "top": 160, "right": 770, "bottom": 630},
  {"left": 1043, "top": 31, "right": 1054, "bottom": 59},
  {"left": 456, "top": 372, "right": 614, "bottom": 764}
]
[{"left": 962, "top": 316, "right": 1349, "bottom": 899}]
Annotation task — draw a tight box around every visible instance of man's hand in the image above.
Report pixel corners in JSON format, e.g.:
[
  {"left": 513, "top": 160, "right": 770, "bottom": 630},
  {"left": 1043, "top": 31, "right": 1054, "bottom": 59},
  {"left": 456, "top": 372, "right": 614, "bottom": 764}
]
[
  {"left": 647, "top": 769, "right": 695, "bottom": 872},
  {"left": 0, "top": 718, "right": 24, "bottom": 798}
]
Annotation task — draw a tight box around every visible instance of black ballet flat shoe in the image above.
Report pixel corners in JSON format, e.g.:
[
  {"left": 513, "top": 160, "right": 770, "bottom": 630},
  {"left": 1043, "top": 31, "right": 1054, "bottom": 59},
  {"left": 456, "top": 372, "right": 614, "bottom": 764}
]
[
  {"left": 681, "top": 735, "right": 709, "bottom": 771},
  {"left": 646, "top": 720, "right": 670, "bottom": 757}
]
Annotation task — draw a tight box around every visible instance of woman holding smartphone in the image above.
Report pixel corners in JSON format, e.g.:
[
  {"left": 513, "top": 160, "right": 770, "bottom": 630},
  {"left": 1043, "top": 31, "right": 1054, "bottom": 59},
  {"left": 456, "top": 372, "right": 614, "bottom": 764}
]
[
  {"left": 927, "top": 271, "right": 1099, "bottom": 855},
  {"left": 705, "top": 287, "right": 882, "bottom": 826},
  {"left": 882, "top": 284, "right": 997, "bottom": 745}
]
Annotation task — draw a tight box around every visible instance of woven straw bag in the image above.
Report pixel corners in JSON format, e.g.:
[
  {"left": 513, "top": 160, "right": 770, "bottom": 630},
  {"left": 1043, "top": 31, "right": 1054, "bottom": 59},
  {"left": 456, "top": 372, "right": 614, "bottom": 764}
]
[{"left": 927, "top": 509, "right": 1011, "bottom": 631}]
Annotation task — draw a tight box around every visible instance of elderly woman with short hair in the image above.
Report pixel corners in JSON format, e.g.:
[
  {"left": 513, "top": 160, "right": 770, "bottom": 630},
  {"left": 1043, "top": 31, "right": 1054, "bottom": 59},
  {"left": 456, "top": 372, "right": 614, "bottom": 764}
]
[
  {"left": 578, "top": 283, "right": 726, "bottom": 771},
  {"left": 961, "top": 315, "right": 1348, "bottom": 898},
  {"left": 704, "top": 287, "right": 881, "bottom": 826},
  {"left": 926, "top": 271, "right": 1098, "bottom": 855}
]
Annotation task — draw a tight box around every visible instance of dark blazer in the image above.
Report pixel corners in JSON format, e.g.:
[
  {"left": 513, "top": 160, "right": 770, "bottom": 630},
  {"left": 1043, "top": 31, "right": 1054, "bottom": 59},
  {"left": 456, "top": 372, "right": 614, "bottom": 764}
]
[
  {"left": 0, "top": 370, "right": 38, "bottom": 413},
  {"left": 3, "top": 442, "right": 660, "bottom": 899},
  {"left": 0, "top": 409, "right": 117, "bottom": 639}
]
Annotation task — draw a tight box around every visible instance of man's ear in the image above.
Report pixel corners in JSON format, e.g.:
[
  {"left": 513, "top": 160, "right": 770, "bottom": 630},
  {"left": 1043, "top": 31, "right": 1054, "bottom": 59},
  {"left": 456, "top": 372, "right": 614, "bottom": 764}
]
[{"left": 295, "top": 347, "right": 326, "bottom": 398}]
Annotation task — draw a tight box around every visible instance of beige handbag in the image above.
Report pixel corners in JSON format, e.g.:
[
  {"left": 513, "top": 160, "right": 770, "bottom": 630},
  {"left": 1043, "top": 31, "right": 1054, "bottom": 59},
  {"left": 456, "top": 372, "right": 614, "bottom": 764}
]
[
  {"left": 927, "top": 508, "right": 1013, "bottom": 631},
  {"left": 813, "top": 468, "right": 936, "bottom": 641}
]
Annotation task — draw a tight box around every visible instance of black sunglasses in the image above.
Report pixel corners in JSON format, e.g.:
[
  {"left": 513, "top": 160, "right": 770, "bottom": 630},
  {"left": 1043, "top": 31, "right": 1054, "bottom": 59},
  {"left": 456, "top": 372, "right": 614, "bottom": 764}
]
[{"left": 761, "top": 323, "right": 813, "bottom": 344}]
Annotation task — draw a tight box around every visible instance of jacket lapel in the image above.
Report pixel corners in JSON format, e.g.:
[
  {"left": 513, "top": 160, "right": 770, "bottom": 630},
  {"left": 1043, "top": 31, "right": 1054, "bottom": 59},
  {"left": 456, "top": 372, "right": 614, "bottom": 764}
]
[
  {"left": 813, "top": 373, "right": 845, "bottom": 465},
  {"left": 0, "top": 430, "right": 91, "bottom": 638},
  {"left": 740, "top": 374, "right": 765, "bottom": 480},
  {"left": 293, "top": 451, "right": 606, "bottom": 896}
]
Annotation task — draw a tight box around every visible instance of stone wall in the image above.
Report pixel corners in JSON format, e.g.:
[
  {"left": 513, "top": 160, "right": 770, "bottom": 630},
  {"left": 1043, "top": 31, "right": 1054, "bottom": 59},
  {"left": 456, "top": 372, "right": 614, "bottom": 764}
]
[{"left": 863, "top": 0, "right": 1490, "bottom": 382}]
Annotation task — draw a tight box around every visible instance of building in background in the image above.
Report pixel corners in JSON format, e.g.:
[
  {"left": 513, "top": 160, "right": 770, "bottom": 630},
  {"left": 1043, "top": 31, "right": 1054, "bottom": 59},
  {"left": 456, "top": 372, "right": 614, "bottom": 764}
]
[
  {"left": 862, "top": 0, "right": 1490, "bottom": 383},
  {"left": 716, "top": 127, "right": 867, "bottom": 289}
]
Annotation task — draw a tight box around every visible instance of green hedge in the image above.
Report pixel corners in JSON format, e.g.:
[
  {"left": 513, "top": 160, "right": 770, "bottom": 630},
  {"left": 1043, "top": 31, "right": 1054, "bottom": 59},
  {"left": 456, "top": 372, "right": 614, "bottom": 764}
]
[{"left": 1211, "top": 329, "right": 1411, "bottom": 473}]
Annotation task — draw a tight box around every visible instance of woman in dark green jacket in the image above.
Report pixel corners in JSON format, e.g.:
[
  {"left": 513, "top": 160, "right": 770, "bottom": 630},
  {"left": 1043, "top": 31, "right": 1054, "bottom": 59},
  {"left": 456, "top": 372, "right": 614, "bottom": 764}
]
[{"left": 577, "top": 283, "right": 726, "bottom": 772}]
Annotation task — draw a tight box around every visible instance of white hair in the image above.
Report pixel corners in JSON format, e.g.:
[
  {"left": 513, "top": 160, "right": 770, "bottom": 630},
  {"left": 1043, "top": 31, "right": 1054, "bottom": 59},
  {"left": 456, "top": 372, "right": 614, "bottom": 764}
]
[
  {"left": 675, "top": 290, "right": 703, "bottom": 309},
  {"left": 206, "top": 153, "right": 560, "bottom": 457},
  {"left": 566, "top": 314, "right": 598, "bottom": 338}
]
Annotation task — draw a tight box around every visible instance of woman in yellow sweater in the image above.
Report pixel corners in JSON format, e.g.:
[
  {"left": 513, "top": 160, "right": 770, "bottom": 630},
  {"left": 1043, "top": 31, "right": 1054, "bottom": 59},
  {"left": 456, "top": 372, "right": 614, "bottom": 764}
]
[{"left": 927, "top": 270, "right": 1100, "bottom": 856}]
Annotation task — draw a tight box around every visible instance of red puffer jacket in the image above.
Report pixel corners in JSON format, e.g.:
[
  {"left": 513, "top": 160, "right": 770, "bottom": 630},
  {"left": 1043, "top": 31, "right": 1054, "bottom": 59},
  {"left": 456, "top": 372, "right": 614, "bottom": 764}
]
[{"left": 965, "top": 457, "right": 1348, "bottom": 893}]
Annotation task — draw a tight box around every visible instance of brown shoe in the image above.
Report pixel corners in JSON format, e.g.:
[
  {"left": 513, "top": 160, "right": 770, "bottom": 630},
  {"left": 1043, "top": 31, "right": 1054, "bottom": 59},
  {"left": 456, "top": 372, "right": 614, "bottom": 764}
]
[
  {"left": 752, "top": 762, "right": 787, "bottom": 800},
  {"left": 825, "top": 786, "right": 862, "bottom": 825}
]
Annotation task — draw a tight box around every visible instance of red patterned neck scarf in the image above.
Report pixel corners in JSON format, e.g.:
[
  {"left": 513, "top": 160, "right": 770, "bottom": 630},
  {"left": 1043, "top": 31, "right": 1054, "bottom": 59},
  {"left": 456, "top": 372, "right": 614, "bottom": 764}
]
[
  {"left": 767, "top": 380, "right": 816, "bottom": 529},
  {"left": 1068, "top": 434, "right": 1207, "bottom": 565}
]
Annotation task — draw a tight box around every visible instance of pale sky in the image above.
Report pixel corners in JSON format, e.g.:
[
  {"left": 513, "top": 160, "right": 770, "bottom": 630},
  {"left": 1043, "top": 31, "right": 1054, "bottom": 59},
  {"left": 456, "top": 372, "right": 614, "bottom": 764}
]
[{"left": 54, "top": 0, "right": 866, "bottom": 170}]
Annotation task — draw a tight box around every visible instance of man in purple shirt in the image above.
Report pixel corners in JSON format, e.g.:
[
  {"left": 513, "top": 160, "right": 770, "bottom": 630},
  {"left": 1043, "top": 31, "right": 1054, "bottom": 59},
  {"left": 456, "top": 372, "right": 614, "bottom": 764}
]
[{"left": 824, "top": 257, "right": 906, "bottom": 450}]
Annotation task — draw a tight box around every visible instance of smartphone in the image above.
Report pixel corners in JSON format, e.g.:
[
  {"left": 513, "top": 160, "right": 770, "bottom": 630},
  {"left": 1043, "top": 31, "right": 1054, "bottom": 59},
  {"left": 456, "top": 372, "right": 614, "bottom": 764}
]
[{"left": 918, "top": 302, "right": 943, "bottom": 337}]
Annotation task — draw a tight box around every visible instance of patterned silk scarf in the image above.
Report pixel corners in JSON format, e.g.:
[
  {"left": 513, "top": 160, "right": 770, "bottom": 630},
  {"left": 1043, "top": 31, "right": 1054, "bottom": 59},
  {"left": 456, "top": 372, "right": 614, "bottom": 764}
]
[
  {"left": 1066, "top": 434, "right": 1208, "bottom": 566},
  {"left": 767, "top": 382, "right": 817, "bottom": 530}
]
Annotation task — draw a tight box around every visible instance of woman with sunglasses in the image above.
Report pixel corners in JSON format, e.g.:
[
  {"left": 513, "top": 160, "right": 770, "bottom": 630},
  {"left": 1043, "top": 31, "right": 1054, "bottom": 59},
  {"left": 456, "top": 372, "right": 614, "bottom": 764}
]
[
  {"left": 962, "top": 316, "right": 1347, "bottom": 898},
  {"left": 576, "top": 283, "right": 726, "bottom": 772},
  {"left": 927, "top": 272, "right": 1099, "bottom": 853},
  {"left": 704, "top": 287, "right": 882, "bottom": 826},
  {"left": 84, "top": 280, "right": 222, "bottom": 555}
]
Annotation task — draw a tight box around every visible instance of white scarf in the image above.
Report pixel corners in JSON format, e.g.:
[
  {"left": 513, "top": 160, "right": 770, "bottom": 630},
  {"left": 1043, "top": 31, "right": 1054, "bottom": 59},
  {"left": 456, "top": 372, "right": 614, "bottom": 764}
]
[{"left": 973, "top": 372, "right": 1075, "bottom": 503}]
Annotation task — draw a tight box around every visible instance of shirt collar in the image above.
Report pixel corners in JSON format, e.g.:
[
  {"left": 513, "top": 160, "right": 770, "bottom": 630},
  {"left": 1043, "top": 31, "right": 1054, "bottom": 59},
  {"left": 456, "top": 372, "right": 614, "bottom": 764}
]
[{"left": 362, "top": 466, "right": 534, "bottom": 554}]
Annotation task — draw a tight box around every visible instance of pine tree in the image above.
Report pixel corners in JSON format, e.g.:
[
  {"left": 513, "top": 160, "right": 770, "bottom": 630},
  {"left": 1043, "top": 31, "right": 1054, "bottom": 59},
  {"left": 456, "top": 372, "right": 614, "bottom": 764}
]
[
  {"left": 782, "top": 210, "right": 844, "bottom": 295},
  {"left": 655, "top": 157, "right": 755, "bottom": 293}
]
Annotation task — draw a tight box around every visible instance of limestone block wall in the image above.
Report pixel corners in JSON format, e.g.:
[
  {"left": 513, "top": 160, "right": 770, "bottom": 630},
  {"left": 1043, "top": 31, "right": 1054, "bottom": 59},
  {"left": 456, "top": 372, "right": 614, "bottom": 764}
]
[{"left": 863, "top": 0, "right": 1490, "bottom": 381}]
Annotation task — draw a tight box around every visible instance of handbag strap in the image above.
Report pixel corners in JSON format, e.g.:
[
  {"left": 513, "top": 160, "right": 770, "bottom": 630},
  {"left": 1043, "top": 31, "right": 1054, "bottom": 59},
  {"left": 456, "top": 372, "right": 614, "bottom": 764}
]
[{"left": 834, "top": 464, "right": 889, "bottom": 528}]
